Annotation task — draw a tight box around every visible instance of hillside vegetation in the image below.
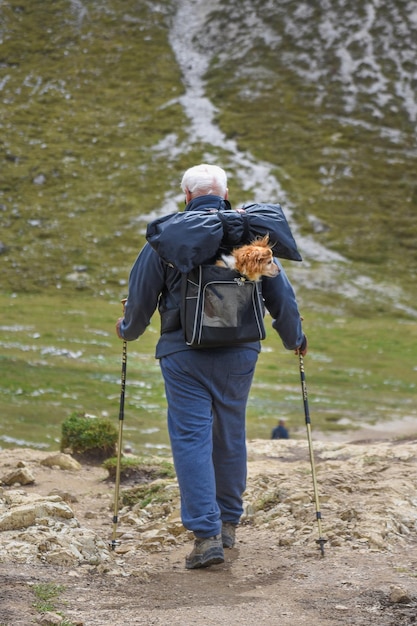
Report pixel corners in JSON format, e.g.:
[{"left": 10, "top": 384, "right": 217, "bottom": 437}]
[
  {"left": 0, "top": 0, "right": 416, "bottom": 452},
  {"left": 1, "top": 0, "right": 416, "bottom": 294}
]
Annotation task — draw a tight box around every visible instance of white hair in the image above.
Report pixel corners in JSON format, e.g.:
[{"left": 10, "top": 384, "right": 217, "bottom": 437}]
[{"left": 180, "top": 163, "right": 228, "bottom": 197}]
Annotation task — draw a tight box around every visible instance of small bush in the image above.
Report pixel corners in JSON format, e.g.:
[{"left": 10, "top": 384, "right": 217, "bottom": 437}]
[{"left": 60, "top": 412, "right": 117, "bottom": 463}]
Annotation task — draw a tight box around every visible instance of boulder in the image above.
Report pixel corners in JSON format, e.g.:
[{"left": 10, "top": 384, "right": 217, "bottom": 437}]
[
  {"left": 0, "top": 497, "right": 74, "bottom": 531},
  {"left": 1, "top": 467, "right": 35, "bottom": 486},
  {"left": 40, "top": 453, "right": 82, "bottom": 471}
]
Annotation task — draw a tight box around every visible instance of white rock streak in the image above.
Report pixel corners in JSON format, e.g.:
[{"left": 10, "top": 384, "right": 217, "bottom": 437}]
[
  {"left": 168, "top": 0, "right": 344, "bottom": 263},
  {"left": 162, "top": 0, "right": 416, "bottom": 315}
]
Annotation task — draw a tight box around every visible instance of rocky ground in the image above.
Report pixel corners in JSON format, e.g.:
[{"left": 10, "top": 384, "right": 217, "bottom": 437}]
[{"left": 1, "top": 432, "right": 416, "bottom": 626}]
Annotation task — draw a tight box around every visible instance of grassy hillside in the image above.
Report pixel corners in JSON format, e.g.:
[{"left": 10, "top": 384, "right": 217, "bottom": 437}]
[
  {"left": 1, "top": 0, "right": 416, "bottom": 452},
  {"left": 1, "top": 0, "right": 189, "bottom": 293},
  {"left": 1, "top": 0, "right": 416, "bottom": 295},
  {"left": 204, "top": 0, "right": 417, "bottom": 279}
]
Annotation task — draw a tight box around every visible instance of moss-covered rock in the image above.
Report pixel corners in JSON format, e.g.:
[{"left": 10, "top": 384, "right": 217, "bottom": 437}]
[{"left": 103, "top": 456, "right": 175, "bottom": 484}]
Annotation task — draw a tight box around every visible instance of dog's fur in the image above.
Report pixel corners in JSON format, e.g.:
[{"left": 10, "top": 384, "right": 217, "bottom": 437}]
[{"left": 216, "top": 234, "right": 279, "bottom": 281}]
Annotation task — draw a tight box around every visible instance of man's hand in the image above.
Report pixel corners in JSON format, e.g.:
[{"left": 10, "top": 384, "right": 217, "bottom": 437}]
[
  {"left": 116, "top": 298, "right": 127, "bottom": 339},
  {"left": 295, "top": 334, "right": 308, "bottom": 356},
  {"left": 116, "top": 317, "right": 124, "bottom": 339}
]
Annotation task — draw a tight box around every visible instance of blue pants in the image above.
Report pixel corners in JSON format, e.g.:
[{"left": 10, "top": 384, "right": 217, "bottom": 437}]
[{"left": 160, "top": 347, "right": 258, "bottom": 538}]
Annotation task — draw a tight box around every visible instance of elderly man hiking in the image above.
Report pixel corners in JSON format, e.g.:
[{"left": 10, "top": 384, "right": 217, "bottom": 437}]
[{"left": 116, "top": 163, "right": 307, "bottom": 569}]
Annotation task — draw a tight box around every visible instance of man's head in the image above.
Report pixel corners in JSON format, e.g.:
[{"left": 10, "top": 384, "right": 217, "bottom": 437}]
[{"left": 181, "top": 164, "right": 228, "bottom": 203}]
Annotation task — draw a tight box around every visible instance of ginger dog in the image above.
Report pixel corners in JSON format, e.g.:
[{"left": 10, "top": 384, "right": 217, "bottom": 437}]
[{"left": 217, "top": 235, "right": 280, "bottom": 281}]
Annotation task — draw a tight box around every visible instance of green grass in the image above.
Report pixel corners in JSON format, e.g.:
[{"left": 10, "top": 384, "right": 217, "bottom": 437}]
[
  {"left": 32, "top": 583, "right": 75, "bottom": 624},
  {"left": 1, "top": 1, "right": 416, "bottom": 454},
  {"left": 0, "top": 292, "right": 168, "bottom": 453},
  {"left": 1, "top": 292, "right": 416, "bottom": 454},
  {"left": 249, "top": 309, "right": 417, "bottom": 439},
  {"left": 1, "top": 0, "right": 188, "bottom": 294},
  {"left": 103, "top": 455, "right": 176, "bottom": 481},
  {"left": 32, "top": 583, "right": 65, "bottom": 613}
]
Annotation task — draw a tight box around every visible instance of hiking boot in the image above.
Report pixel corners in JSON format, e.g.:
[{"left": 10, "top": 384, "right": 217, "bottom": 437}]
[
  {"left": 185, "top": 534, "right": 224, "bottom": 570},
  {"left": 222, "top": 522, "right": 237, "bottom": 548}
]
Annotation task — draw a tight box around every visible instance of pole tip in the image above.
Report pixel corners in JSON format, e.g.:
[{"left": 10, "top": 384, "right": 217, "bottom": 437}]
[
  {"left": 109, "top": 539, "right": 120, "bottom": 551},
  {"left": 316, "top": 538, "right": 327, "bottom": 556}
]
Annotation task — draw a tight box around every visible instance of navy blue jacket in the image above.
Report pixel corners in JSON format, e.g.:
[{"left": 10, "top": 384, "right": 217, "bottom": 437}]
[
  {"left": 120, "top": 195, "right": 304, "bottom": 358},
  {"left": 271, "top": 424, "right": 290, "bottom": 439}
]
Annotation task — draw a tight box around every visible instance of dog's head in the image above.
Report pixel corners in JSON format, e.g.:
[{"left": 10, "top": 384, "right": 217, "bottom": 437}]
[{"left": 233, "top": 235, "right": 280, "bottom": 281}]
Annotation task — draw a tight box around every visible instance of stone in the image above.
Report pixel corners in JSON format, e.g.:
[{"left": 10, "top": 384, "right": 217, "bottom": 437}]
[
  {"left": 0, "top": 493, "right": 74, "bottom": 531},
  {"left": 1, "top": 439, "right": 417, "bottom": 577},
  {"left": 38, "top": 611, "right": 64, "bottom": 625},
  {"left": 48, "top": 489, "right": 78, "bottom": 503},
  {"left": 45, "top": 548, "right": 79, "bottom": 566},
  {"left": 114, "top": 544, "right": 132, "bottom": 554},
  {"left": 389, "top": 585, "right": 411, "bottom": 604},
  {"left": 40, "top": 453, "right": 82, "bottom": 471},
  {"left": 1, "top": 467, "right": 35, "bottom": 486}
]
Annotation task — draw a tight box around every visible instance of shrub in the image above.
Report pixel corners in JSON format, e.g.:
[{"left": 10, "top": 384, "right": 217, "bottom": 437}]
[{"left": 60, "top": 412, "right": 117, "bottom": 463}]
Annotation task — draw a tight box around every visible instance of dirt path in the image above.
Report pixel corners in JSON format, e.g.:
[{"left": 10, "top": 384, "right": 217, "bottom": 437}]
[
  {"left": 1, "top": 532, "right": 416, "bottom": 625},
  {"left": 1, "top": 437, "right": 416, "bottom": 625}
]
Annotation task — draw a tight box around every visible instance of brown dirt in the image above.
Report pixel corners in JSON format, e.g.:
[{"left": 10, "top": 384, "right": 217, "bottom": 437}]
[{"left": 1, "top": 434, "right": 416, "bottom": 626}]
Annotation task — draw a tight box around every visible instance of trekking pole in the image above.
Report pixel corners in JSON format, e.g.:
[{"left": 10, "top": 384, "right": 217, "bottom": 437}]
[
  {"left": 110, "top": 300, "right": 128, "bottom": 551},
  {"left": 298, "top": 352, "right": 327, "bottom": 556}
]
